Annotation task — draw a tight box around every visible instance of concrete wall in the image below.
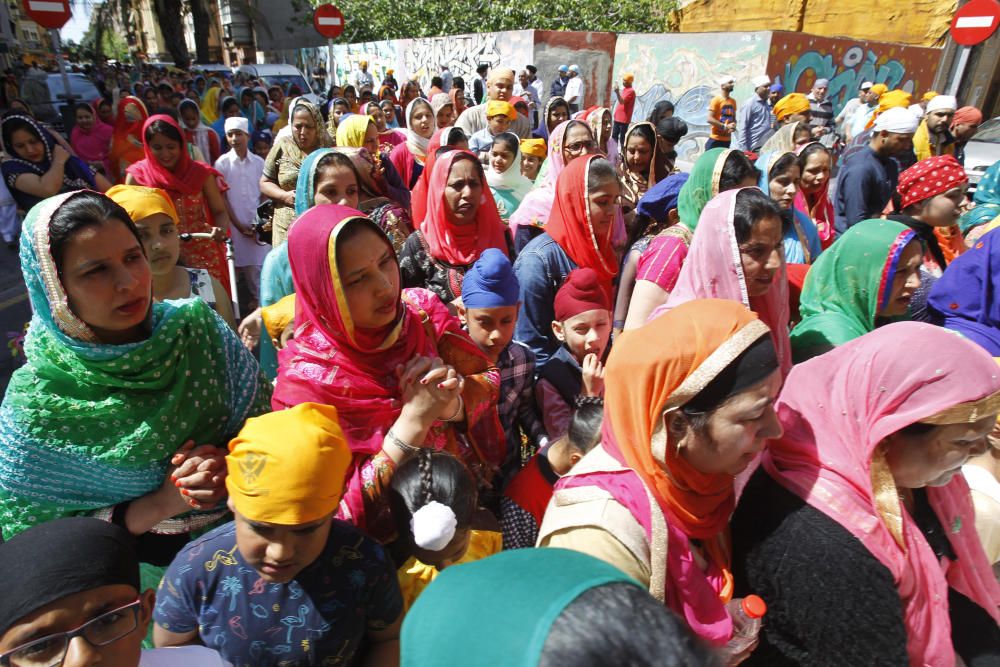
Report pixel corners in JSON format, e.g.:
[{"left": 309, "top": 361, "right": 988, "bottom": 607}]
[
  {"left": 533, "top": 30, "right": 617, "bottom": 109},
  {"left": 677, "top": 0, "right": 954, "bottom": 48}
]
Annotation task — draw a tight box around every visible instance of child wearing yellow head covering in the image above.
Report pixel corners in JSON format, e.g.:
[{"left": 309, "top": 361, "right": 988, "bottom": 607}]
[
  {"left": 469, "top": 101, "right": 516, "bottom": 156},
  {"left": 106, "top": 183, "right": 236, "bottom": 328},
  {"left": 520, "top": 137, "right": 546, "bottom": 181},
  {"left": 152, "top": 403, "right": 405, "bottom": 666}
]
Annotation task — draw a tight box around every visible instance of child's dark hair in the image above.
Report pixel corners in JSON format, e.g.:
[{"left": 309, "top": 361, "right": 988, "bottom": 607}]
[
  {"left": 314, "top": 151, "right": 360, "bottom": 184},
  {"left": 655, "top": 117, "right": 688, "bottom": 145},
  {"left": 627, "top": 123, "right": 656, "bottom": 152},
  {"left": 144, "top": 118, "right": 183, "bottom": 145},
  {"left": 445, "top": 127, "right": 467, "bottom": 146},
  {"left": 718, "top": 150, "right": 759, "bottom": 192},
  {"left": 74, "top": 102, "right": 95, "bottom": 115},
  {"left": 492, "top": 132, "right": 520, "bottom": 155},
  {"left": 768, "top": 152, "right": 798, "bottom": 182},
  {"left": 586, "top": 157, "right": 617, "bottom": 191},
  {"left": 220, "top": 97, "right": 240, "bottom": 114},
  {"left": 49, "top": 192, "right": 142, "bottom": 276},
  {"left": 733, "top": 187, "right": 784, "bottom": 243},
  {"left": 389, "top": 450, "right": 478, "bottom": 541},
  {"left": 568, "top": 397, "right": 603, "bottom": 455},
  {"left": 796, "top": 142, "right": 829, "bottom": 172}
]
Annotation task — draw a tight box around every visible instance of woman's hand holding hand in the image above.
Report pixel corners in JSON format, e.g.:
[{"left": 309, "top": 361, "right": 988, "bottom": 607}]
[
  {"left": 397, "top": 356, "right": 460, "bottom": 429},
  {"left": 238, "top": 308, "right": 262, "bottom": 350},
  {"left": 168, "top": 441, "right": 229, "bottom": 511}
]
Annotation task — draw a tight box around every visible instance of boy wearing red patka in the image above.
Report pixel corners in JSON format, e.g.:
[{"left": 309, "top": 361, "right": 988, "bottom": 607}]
[
  {"left": 500, "top": 398, "right": 603, "bottom": 549},
  {"left": 535, "top": 268, "right": 612, "bottom": 440}
]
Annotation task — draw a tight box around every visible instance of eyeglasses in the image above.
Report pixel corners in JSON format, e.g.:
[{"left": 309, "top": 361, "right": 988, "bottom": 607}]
[
  {"left": 565, "top": 140, "right": 596, "bottom": 154},
  {"left": 0, "top": 599, "right": 141, "bottom": 667}
]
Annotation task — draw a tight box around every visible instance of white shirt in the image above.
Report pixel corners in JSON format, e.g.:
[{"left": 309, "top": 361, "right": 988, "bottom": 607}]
[
  {"left": 530, "top": 78, "right": 545, "bottom": 104},
  {"left": 141, "top": 646, "right": 233, "bottom": 667},
  {"left": 354, "top": 69, "right": 374, "bottom": 92},
  {"left": 214, "top": 148, "right": 270, "bottom": 268},
  {"left": 513, "top": 82, "right": 539, "bottom": 110},
  {"left": 565, "top": 77, "right": 584, "bottom": 105}
]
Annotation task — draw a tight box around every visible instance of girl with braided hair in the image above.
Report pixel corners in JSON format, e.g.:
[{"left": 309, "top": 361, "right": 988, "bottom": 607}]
[{"left": 388, "top": 449, "right": 501, "bottom": 610}]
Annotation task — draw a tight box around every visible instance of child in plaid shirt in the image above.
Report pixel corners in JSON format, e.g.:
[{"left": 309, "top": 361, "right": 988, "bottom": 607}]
[{"left": 458, "top": 249, "right": 548, "bottom": 483}]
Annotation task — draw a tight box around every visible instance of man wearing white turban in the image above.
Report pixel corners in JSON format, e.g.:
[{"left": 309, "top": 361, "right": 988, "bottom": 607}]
[
  {"left": 914, "top": 94, "right": 957, "bottom": 161},
  {"left": 834, "top": 107, "right": 919, "bottom": 233}
]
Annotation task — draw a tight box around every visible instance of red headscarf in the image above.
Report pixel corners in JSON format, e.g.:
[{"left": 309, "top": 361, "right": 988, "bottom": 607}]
[
  {"left": 545, "top": 154, "right": 619, "bottom": 292},
  {"left": 420, "top": 150, "right": 509, "bottom": 266},
  {"left": 897, "top": 154, "right": 968, "bottom": 210},
  {"left": 125, "top": 114, "right": 221, "bottom": 196},
  {"left": 411, "top": 127, "right": 447, "bottom": 226}
]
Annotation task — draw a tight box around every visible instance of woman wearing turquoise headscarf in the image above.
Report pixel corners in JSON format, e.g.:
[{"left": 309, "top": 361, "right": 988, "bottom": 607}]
[
  {"left": 790, "top": 218, "right": 923, "bottom": 362},
  {"left": 237, "top": 86, "right": 265, "bottom": 131},
  {"left": 755, "top": 151, "right": 822, "bottom": 265},
  {"left": 0, "top": 190, "right": 270, "bottom": 583},
  {"left": 961, "top": 160, "right": 1000, "bottom": 240},
  {"left": 402, "top": 548, "right": 712, "bottom": 666},
  {"left": 255, "top": 148, "right": 365, "bottom": 378}
]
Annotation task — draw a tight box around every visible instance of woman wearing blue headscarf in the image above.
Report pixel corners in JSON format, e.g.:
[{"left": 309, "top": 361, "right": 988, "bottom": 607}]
[{"left": 756, "top": 151, "right": 822, "bottom": 265}]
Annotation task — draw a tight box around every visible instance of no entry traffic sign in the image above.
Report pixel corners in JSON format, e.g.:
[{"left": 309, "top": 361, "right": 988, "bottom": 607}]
[
  {"left": 951, "top": 0, "right": 1000, "bottom": 46},
  {"left": 313, "top": 4, "right": 345, "bottom": 39},
  {"left": 22, "top": 0, "right": 71, "bottom": 30}
]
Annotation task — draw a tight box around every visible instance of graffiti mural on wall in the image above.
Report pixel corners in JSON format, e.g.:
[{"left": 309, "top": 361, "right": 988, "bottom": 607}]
[
  {"left": 767, "top": 32, "right": 940, "bottom": 114},
  {"left": 612, "top": 32, "right": 770, "bottom": 158},
  {"left": 328, "top": 40, "right": 400, "bottom": 93},
  {"left": 403, "top": 31, "right": 533, "bottom": 91}
]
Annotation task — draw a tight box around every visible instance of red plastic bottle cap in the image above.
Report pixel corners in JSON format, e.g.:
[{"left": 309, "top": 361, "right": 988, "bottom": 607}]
[{"left": 742, "top": 594, "right": 767, "bottom": 618}]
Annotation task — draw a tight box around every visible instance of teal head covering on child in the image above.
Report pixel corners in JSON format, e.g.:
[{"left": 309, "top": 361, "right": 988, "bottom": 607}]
[{"left": 401, "top": 549, "right": 643, "bottom": 666}]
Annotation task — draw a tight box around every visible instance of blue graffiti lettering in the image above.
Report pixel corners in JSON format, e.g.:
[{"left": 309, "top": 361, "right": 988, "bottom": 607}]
[{"left": 778, "top": 47, "right": 915, "bottom": 114}]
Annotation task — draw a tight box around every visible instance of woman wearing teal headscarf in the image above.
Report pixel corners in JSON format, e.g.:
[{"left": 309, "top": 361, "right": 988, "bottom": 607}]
[
  {"left": 961, "top": 159, "right": 1000, "bottom": 238},
  {"left": 0, "top": 190, "right": 270, "bottom": 582},
  {"left": 401, "top": 548, "right": 712, "bottom": 666},
  {"left": 755, "top": 151, "right": 822, "bottom": 264},
  {"left": 790, "top": 218, "right": 922, "bottom": 361},
  {"left": 237, "top": 86, "right": 265, "bottom": 131}
]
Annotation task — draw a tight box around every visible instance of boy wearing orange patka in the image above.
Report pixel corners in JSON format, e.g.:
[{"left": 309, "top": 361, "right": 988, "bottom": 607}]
[{"left": 153, "top": 403, "right": 404, "bottom": 666}]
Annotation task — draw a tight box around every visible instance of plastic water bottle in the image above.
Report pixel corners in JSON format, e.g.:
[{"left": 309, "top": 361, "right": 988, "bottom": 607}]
[{"left": 727, "top": 594, "right": 767, "bottom": 654}]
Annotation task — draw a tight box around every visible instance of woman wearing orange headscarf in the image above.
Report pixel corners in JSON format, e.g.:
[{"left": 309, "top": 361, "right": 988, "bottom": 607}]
[
  {"left": 108, "top": 96, "right": 148, "bottom": 184},
  {"left": 538, "top": 299, "right": 783, "bottom": 657}
]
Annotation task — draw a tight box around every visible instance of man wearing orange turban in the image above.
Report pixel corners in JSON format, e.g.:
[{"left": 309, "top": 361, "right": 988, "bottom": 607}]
[{"left": 152, "top": 403, "right": 404, "bottom": 666}]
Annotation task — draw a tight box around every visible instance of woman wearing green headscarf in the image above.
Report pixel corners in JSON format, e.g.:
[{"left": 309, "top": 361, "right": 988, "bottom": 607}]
[
  {"left": 0, "top": 190, "right": 270, "bottom": 587},
  {"left": 623, "top": 148, "right": 759, "bottom": 330},
  {"left": 401, "top": 548, "right": 712, "bottom": 666},
  {"left": 790, "top": 218, "right": 923, "bottom": 362}
]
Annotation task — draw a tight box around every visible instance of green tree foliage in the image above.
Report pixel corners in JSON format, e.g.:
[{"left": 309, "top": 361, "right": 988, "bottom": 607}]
[{"left": 301, "top": 0, "right": 673, "bottom": 44}]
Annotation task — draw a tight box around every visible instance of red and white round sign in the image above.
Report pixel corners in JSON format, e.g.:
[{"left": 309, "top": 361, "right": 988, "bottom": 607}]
[
  {"left": 313, "top": 4, "right": 345, "bottom": 39},
  {"left": 951, "top": 0, "right": 1000, "bottom": 46},
  {"left": 22, "top": 0, "right": 71, "bottom": 30}
]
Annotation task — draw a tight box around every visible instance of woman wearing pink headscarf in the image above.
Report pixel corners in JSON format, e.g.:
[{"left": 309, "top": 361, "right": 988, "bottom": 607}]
[
  {"left": 733, "top": 322, "right": 1000, "bottom": 665},
  {"left": 509, "top": 119, "right": 594, "bottom": 252},
  {"left": 652, "top": 187, "right": 792, "bottom": 376}
]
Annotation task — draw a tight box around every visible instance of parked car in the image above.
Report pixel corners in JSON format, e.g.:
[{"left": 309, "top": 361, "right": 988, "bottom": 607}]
[
  {"left": 192, "top": 63, "right": 233, "bottom": 77},
  {"left": 19, "top": 73, "right": 102, "bottom": 134},
  {"left": 236, "top": 64, "right": 321, "bottom": 107},
  {"left": 964, "top": 116, "right": 1000, "bottom": 194}
]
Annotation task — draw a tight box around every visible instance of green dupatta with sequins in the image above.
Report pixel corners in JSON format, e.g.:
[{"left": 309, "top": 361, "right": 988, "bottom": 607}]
[{"left": 0, "top": 191, "right": 271, "bottom": 541}]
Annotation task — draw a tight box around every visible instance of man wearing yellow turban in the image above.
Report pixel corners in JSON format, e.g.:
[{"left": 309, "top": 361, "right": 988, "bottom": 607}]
[
  {"left": 152, "top": 403, "right": 404, "bottom": 666},
  {"left": 773, "top": 93, "right": 812, "bottom": 125}
]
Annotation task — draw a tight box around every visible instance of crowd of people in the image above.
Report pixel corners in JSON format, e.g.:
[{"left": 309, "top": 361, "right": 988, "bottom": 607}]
[{"left": 0, "top": 54, "right": 998, "bottom": 667}]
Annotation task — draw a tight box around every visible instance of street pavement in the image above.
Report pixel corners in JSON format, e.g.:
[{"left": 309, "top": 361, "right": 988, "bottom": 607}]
[{"left": 0, "top": 242, "right": 30, "bottom": 395}]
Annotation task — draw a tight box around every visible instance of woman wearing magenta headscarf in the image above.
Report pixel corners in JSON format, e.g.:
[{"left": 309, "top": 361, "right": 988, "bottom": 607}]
[
  {"left": 733, "top": 322, "right": 1000, "bottom": 665},
  {"left": 272, "top": 205, "right": 504, "bottom": 543}
]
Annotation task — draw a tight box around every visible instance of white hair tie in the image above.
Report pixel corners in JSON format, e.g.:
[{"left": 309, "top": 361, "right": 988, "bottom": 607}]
[{"left": 410, "top": 500, "right": 457, "bottom": 551}]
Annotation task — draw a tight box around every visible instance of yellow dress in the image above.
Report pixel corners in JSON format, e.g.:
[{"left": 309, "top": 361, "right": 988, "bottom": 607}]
[{"left": 397, "top": 529, "right": 502, "bottom": 611}]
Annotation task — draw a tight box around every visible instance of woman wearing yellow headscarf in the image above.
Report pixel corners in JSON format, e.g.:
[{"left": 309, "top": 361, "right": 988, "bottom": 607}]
[
  {"left": 336, "top": 113, "right": 378, "bottom": 154},
  {"left": 200, "top": 85, "right": 222, "bottom": 125}
]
